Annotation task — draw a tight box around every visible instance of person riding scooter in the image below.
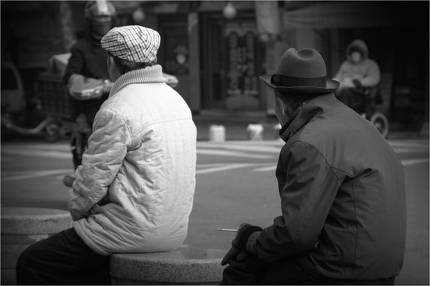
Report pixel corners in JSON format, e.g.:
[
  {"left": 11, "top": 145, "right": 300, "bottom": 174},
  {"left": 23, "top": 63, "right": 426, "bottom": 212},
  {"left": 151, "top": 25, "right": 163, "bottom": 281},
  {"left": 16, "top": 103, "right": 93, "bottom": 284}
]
[
  {"left": 63, "top": 0, "right": 116, "bottom": 170},
  {"left": 334, "top": 39, "right": 381, "bottom": 114}
]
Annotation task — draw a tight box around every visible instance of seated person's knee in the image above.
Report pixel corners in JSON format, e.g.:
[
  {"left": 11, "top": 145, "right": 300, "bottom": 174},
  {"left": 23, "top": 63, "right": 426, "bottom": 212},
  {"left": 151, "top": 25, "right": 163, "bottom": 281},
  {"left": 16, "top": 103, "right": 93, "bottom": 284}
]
[
  {"left": 16, "top": 239, "right": 48, "bottom": 271},
  {"left": 16, "top": 244, "right": 35, "bottom": 277}
]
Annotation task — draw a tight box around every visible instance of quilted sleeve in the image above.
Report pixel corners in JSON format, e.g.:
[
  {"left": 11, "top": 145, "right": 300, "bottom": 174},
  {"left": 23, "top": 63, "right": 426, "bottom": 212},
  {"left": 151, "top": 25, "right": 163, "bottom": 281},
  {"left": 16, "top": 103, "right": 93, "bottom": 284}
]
[{"left": 70, "top": 109, "right": 131, "bottom": 220}]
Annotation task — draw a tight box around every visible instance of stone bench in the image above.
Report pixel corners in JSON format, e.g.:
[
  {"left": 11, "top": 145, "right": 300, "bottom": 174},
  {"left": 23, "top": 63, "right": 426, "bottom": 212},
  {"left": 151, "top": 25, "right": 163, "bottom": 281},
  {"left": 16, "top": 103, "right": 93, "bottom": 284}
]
[
  {"left": 1, "top": 207, "right": 72, "bottom": 285},
  {"left": 110, "top": 246, "right": 226, "bottom": 284}
]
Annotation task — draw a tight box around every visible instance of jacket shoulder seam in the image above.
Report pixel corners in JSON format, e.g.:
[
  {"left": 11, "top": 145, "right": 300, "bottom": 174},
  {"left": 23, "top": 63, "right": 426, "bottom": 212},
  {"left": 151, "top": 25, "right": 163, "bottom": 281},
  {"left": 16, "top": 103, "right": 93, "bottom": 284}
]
[
  {"left": 99, "top": 108, "right": 133, "bottom": 142},
  {"left": 289, "top": 140, "right": 349, "bottom": 182}
]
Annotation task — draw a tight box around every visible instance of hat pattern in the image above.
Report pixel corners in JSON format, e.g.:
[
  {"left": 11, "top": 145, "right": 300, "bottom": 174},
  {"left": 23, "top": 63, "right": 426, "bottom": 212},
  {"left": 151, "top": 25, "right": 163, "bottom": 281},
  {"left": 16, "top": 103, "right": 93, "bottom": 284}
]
[{"left": 101, "top": 25, "right": 160, "bottom": 64}]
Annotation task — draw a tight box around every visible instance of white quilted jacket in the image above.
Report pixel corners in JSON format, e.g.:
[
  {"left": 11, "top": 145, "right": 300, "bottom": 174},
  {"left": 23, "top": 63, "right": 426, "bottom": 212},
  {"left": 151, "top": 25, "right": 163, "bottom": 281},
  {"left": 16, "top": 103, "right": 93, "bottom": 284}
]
[{"left": 70, "top": 65, "right": 197, "bottom": 255}]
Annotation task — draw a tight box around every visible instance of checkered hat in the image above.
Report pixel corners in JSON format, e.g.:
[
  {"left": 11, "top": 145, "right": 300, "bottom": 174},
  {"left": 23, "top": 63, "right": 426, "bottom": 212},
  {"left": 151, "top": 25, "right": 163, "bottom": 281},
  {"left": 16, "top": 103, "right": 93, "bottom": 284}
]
[{"left": 101, "top": 25, "right": 160, "bottom": 63}]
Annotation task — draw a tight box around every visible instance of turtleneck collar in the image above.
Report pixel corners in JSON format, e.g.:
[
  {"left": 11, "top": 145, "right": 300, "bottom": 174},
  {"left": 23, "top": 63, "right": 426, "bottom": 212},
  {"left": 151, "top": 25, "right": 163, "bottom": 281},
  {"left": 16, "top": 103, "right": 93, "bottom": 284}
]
[{"left": 109, "top": 65, "right": 167, "bottom": 97}]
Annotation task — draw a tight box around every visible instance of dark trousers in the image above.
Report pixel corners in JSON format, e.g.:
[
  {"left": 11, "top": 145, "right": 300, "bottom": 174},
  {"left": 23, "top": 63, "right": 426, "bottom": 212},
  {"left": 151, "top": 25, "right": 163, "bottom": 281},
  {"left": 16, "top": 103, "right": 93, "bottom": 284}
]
[
  {"left": 221, "top": 254, "right": 395, "bottom": 285},
  {"left": 222, "top": 254, "right": 322, "bottom": 285},
  {"left": 16, "top": 228, "right": 110, "bottom": 285},
  {"left": 70, "top": 94, "right": 108, "bottom": 169},
  {"left": 71, "top": 128, "right": 90, "bottom": 169}
]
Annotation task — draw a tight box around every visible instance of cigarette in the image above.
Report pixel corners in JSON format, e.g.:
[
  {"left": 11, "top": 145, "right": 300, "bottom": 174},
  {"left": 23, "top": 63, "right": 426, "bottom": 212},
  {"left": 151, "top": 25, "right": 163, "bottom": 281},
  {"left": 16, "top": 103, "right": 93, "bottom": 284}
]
[{"left": 217, "top": 228, "right": 238, "bottom": 232}]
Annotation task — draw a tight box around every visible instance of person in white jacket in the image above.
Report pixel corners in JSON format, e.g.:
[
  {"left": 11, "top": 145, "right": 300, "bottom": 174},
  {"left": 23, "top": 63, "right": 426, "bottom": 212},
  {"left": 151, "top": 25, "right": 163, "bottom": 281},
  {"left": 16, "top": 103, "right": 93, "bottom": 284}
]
[
  {"left": 16, "top": 25, "right": 197, "bottom": 285},
  {"left": 334, "top": 39, "right": 381, "bottom": 114}
]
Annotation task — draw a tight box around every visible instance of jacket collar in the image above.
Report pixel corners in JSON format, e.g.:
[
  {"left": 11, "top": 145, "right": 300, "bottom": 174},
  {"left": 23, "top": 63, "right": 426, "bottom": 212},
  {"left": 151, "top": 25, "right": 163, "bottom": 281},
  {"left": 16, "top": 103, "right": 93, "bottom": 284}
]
[
  {"left": 109, "top": 65, "right": 167, "bottom": 97},
  {"left": 279, "top": 93, "right": 336, "bottom": 142}
]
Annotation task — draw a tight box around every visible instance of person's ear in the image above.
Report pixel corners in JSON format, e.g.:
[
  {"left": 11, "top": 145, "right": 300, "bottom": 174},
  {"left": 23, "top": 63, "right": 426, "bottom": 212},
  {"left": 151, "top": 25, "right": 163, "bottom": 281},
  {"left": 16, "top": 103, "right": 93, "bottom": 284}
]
[
  {"left": 106, "top": 55, "right": 111, "bottom": 70},
  {"left": 274, "top": 94, "right": 288, "bottom": 125},
  {"left": 275, "top": 96, "right": 287, "bottom": 114},
  {"left": 107, "top": 55, "right": 121, "bottom": 81}
]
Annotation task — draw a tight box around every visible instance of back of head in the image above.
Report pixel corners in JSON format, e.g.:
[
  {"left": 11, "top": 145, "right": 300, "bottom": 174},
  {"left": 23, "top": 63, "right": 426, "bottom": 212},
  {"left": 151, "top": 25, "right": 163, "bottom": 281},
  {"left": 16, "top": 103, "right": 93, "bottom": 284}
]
[
  {"left": 102, "top": 25, "right": 161, "bottom": 74},
  {"left": 275, "top": 90, "right": 328, "bottom": 110},
  {"left": 111, "top": 57, "right": 156, "bottom": 74}
]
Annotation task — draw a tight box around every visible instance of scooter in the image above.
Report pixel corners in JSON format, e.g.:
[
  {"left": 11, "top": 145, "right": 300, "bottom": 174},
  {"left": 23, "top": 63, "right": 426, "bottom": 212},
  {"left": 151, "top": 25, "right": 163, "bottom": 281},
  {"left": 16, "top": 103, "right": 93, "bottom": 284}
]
[
  {"left": 1, "top": 103, "right": 68, "bottom": 142},
  {"left": 336, "top": 85, "right": 389, "bottom": 138},
  {"left": 360, "top": 87, "right": 389, "bottom": 138},
  {"left": 1, "top": 76, "right": 106, "bottom": 142},
  {"left": 1, "top": 60, "right": 63, "bottom": 141}
]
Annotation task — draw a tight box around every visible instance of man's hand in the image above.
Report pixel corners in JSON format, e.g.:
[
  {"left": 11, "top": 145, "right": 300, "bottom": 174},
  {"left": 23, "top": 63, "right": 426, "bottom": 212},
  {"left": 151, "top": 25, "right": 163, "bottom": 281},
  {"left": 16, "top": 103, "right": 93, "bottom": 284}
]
[
  {"left": 221, "top": 223, "right": 262, "bottom": 266},
  {"left": 101, "top": 80, "right": 113, "bottom": 94},
  {"left": 63, "top": 174, "right": 75, "bottom": 187},
  {"left": 70, "top": 208, "right": 84, "bottom": 221},
  {"left": 221, "top": 248, "right": 249, "bottom": 265},
  {"left": 221, "top": 245, "right": 241, "bottom": 266},
  {"left": 353, "top": 78, "right": 362, "bottom": 88},
  {"left": 340, "top": 78, "right": 355, "bottom": 88}
]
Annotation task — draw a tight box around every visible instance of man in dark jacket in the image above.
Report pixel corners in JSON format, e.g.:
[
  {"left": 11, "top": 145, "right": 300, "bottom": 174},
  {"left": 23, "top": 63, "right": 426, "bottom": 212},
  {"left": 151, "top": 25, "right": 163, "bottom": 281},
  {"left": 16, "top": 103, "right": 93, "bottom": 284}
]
[
  {"left": 63, "top": 0, "right": 116, "bottom": 169},
  {"left": 221, "top": 48, "right": 406, "bottom": 284}
]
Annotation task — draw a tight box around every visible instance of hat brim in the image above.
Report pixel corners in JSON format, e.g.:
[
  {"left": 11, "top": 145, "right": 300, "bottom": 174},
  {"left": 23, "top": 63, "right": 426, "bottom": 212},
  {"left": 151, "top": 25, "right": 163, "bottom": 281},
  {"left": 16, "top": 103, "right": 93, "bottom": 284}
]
[{"left": 260, "top": 75, "right": 339, "bottom": 94}]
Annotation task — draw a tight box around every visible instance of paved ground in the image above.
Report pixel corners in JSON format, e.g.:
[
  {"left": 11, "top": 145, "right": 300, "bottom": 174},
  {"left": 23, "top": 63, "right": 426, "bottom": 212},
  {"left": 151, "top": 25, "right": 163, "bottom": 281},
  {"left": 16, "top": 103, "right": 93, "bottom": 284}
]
[{"left": 1, "top": 138, "right": 428, "bottom": 284}]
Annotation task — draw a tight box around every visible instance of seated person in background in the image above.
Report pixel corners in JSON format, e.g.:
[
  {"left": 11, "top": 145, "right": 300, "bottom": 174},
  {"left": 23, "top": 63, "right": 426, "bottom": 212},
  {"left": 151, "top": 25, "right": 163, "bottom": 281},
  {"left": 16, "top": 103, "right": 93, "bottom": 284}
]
[{"left": 334, "top": 39, "right": 381, "bottom": 114}]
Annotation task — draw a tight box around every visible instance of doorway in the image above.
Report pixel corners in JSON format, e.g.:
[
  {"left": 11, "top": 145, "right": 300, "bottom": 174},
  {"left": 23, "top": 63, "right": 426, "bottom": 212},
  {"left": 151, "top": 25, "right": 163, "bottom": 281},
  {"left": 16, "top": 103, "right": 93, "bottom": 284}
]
[{"left": 200, "top": 12, "right": 264, "bottom": 111}]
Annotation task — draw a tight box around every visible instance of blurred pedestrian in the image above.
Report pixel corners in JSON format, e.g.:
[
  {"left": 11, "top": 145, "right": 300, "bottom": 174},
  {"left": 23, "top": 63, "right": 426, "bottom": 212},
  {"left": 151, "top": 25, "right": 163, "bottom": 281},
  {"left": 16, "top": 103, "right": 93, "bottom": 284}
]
[
  {"left": 221, "top": 48, "right": 406, "bottom": 284},
  {"left": 64, "top": 0, "right": 116, "bottom": 170},
  {"left": 334, "top": 39, "right": 381, "bottom": 113},
  {"left": 16, "top": 25, "right": 197, "bottom": 285}
]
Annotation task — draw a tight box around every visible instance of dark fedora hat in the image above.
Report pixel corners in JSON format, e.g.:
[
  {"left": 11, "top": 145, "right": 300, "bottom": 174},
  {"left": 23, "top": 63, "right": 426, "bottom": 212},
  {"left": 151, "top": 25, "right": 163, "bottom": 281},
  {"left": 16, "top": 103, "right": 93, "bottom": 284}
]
[{"left": 260, "top": 48, "right": 339, "bottom": 94}]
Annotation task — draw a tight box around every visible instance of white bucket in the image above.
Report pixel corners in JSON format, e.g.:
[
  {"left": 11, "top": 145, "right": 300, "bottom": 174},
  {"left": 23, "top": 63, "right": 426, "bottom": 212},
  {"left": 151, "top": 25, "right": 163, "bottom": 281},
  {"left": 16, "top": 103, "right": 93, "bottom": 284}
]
[
  {"left": 247, "top": 124, "right": 264, "bottom": 141},
  {"left": 209, "top": 125, "right": 226, "bottom": 142}
]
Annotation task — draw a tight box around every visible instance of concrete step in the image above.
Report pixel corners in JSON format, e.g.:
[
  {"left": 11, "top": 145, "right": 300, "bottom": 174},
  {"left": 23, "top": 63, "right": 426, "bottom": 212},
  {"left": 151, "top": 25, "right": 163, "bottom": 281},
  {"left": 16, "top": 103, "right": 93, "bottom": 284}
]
[
  {"left": 110, "top": 246, "right": 226, "bottom": 284},
  {"left": 1, "top": 207, "right": 72, "bottom": 285}
]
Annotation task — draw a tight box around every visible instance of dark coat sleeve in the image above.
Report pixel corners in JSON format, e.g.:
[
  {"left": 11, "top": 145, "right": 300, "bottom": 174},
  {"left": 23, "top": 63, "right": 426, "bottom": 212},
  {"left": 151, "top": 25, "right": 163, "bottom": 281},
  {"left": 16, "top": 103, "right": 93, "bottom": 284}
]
[
  {"left": 252, "top": 141, "right": 341, "bottom": 262},
  {"left": 64, "top": 44, "right": 84, "bottom": 83}
]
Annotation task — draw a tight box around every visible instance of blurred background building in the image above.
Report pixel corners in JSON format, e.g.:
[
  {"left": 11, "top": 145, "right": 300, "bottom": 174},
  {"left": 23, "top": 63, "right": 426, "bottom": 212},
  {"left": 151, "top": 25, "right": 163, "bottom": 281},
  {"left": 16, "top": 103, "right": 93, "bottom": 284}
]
[{"left": 1, "top": 1, "right": 428, "bottom": 131}]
